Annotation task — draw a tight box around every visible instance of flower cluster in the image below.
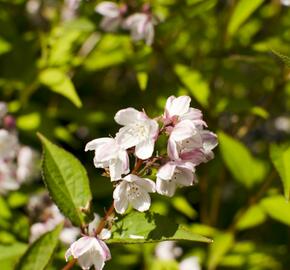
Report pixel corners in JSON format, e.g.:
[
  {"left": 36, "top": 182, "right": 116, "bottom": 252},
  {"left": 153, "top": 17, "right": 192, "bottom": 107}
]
[
  {"left": 28, "top": 193, "right": 80, "bottom": 245},
  {"left": 0, "top": 102, "right": 39, "bottom": 194},
  {"left": 95, "top": 1, "right": 157, "bottom": 45},
  {"left": 67, "top": 95, "right": 217, "bottom": 270},
  {"left": 86, "top": 95, "right": 217, "bottom": 214}
]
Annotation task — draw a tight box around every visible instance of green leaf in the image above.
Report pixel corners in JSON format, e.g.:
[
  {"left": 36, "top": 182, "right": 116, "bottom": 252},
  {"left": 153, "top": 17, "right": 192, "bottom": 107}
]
[
  {"left": 174, "top": 64, "right": 210, "bottom": 107},
  {"left": 0, "top": 242, "right": 27, "bottom": 261},
  {"left": 0, "top": 37, "right": 12, "bottom": 55},
  {"left": 227, "top": 0, "right": 264, "bottom": 36},
  {"left": 208, "top": 232, "right": 234, "bottom": 270},
  {"left": 16, "top": 224, "right": 62, "bottom": 270},
  {"left": 260, "top": 195, "right": 290, "bottom": 226},
  {"left": 107, "top": 211, "right": 211, "bottom": 244},
  {"left": 38, "top": 133, "right": 92, "bottom": 227},
  {"left": 137, "top": 72, "right": 148, "bottom": 91},
  {"left": 236, "top": 205, "right": 266, "bottom": 230},
  {"left": 39, "top": 68, "right": 82, "bottom": 108},
  {"left": 219, "top": 132, "right": 268, "bottom": 188},
  {"left": 270, "top": 144, "right": 290, "bottom": 200},
  {"left": 171, "top": 196, "right": 198, "bottom": 219},
  {"left": 272, "top": 50, "right": 290, "bottom": 68}
]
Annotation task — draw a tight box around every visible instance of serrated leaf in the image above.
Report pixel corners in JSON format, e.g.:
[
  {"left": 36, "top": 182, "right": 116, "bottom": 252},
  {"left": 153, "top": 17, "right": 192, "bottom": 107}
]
[
  {"left": 39, "top": 68, "right": 82, "bottom": 108},
  {"left": 16, "top": 224, "right": 62, "bottom": 270},
  {"left": 272, "top": 50, "right": 290, "bottom": 68},
  {"left": 174, "top": 64, "right": 210, "bottom": 107},
  {"left": 270, "top": 144, "right": 290, "bottom": 200},
  {"left": 260, "top": 195, "right": 290, "bottom": 226},
  {"left": 38, "top": 133, "right": 92, "bottom": 227},
  {"left": 227, "top": 0, "right": 264, "bottom": 36},
  {"left": 219, "top": 132, "right": 268, "bottom": 188},
  {"left": 107, "top": 211, "right": 211, "bottom": 244}
]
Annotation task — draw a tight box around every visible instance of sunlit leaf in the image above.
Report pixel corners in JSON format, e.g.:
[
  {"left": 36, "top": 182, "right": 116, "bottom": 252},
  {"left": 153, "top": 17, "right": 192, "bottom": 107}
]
[
  {"left": 16, "top": 113, "right": 41, "bottom": 131},
  {"left": 16, "top": 224, "right": 62, "bottom": 270},
  {"left": 219, "top": 132, "right": 268, "bottom": 188},
  {"left": 0, "top": 37, "right": 12, "bottom": 55},
  {"left": 270, "top": 144, "right": 290, "bottom": 200},
  {"left": 174, "top": 64, "right": 210, "bottom": 107},
  {"left": 171, "top": 196, "right": 198, "bottom": 219},
  {"left": 227, "top": 0, "right": 264, "bottom": 36},
  {"left": 0, "top": 242, "right": 27, "bottom": 261},
  {"left": 137, "top": 72, "right": 148, "bottom": 91},
  {"left": 260, "top": 195, "right": 290, "bottom": 226},
  {"left": 236, "top": 205, "right": 266, "bottom": 230},
  {"left": 39, "top": 69, "right": 82, "bottom": 108},
  {"left": 38, "top": 133, "right": 92, "bottom": 227},
  {"left": 107, "top": 211, "right": 211, "bottom": 244},
  {"left": 208, "top": 232, "right": 234, "bottom": 270}
]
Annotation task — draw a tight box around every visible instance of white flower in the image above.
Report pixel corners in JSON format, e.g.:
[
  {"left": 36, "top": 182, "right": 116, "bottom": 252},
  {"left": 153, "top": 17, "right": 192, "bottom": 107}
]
[
  {"left": 164, "top": 96, "right": 205, "bottom": 126},
  {"left": 0, "top": 160, "right": 19, "bottom": 194},
  {"left": 115, "top": 108, "right": 159, "bottom": 160},
  {"left": 156, "top": 161, "right": 195, "bottom": 197},
  {"left": 16, "top": 146, "right": 39, "bottom": 183},
  {"left": 123, "top": 13, "right": 155, "bottom": 45},
  {"left": 113, "top": 174, "right": 155, "bottom": 214},
  {"left": 179, "top": 256, "right": 201, "bottom": 270},
  {"left": 95, "top": 1, "right": 124, "bottom": 32},
  {"left": 168, "top": 127, "right": 218, "bottom": 165},
  {"left": 60, "top": 227, "right": 81, "bottom": 245},
  {"left": 155, "top": 241, "right": 182, "bottom": 260},
  {"left": 65, "top": 236, "right": 111, "bottom": 270},
  {"left": 0, "top": 129, "right": 18, "bottom": 160},
  {"left": 85, "top": 137, "right": 129, "bottom": 181}
]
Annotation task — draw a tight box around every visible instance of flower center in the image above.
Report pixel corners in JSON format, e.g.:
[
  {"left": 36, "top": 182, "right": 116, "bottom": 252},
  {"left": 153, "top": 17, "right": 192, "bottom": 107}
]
[
  {"left": 129, "top": 122, "right": 149, "bottom": 140},
  {"left": 127, "top": 183, "right": 141, "bottom": 200}
]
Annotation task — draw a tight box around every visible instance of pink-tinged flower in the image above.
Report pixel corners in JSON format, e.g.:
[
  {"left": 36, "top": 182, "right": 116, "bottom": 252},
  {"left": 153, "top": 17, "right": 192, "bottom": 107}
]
[
  {"left": 179, "top": 256, "right": 201, "bottom": 270},
  {"left": 113, "top": 174, "right": 155, "bottom": 214},
  {"left": 95, "top": 1, "right": 126, "bottom": 32},
  {"left": 17, "top": 146, "right": 39, "bottom": 183},
  {"left": 85, "top": 137, "right": 129, "bottom": 181},
  {"left": 123, "top": 13, "right": 156, "bottom": 45},
  {"left": 0, "top": 129, "right": 18, "bottom": 160},
  {"left": 168, "top": 128, "right": 218, "bottom": 165},
  {"left": 0, "top": 160, "right": 19, "bottom": 194},
  {"left": 115, "top": 108, "right": 159, "bottom": 160},
  {"left": 65, "top": 236, "right": 111, "bottom": 270},
  {"left": 156, "top": 161, "right": 195, "bottom": 197},
  {"left": 164, "top": 95, "right": 205, "bottom": 127}
]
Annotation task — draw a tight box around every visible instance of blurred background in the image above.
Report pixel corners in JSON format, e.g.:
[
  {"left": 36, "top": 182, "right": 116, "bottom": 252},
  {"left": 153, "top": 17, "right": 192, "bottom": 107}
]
[{"left": 0, "top": 0, "right": 290, "bottom": 269}]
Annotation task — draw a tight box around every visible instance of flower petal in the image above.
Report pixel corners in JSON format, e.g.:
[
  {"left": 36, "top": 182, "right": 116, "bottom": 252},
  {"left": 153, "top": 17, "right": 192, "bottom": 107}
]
[
  {"left": 135, "top": 139, "right": 155, "bottom": 160},
  {"left": 156, "top": 178, "right": 176, "bottom": 197},
  {"left": 157, "top": 162, "right": 176, "bottom": 180},
  {"left": 95, "top": 1, "right": 120, "bottom": 17},
  {"left": 135, "top": 178, "right": 156, "bottom": 193},
  {"left": 166, "top": 96, "right": 191, "bottom": 118},
  {"left": 130, "top": 189, "right": 151, "bottom": 212},
  {"left": 85, "top": 137, "right": 113, "bottom": 152},
  {"left": 114, "top": 107, "right": 142, "bottom": 125},
  {"left": 115, "top": 126, "right": 140, "bottom": 149}
]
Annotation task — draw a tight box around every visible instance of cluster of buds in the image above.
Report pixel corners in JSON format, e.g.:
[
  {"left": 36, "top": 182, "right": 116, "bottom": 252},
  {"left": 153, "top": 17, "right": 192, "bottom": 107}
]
[
  {"left": 66, "top": 95, "right": 217, "bottom": 270},
  {"left": 0, "top": 102, "right": 39, "bottom": 194},
  {"left": 95, "top": 1, "right": 157, "bottom": 45}
]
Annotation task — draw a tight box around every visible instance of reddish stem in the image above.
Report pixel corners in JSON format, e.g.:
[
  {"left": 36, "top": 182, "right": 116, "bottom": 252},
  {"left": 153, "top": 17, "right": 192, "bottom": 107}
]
[{"left": 62, "top": 258, "right": 77, "bottom": 270}]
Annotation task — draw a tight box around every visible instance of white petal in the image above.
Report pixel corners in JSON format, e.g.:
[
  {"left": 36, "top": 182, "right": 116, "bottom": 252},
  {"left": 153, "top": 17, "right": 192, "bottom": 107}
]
[
  {"left": 145, "top": 22, "right": 154, "bottom": 45},
  {"left": 96, "top": 239, "right": 111, "bottom": 260},
  {"left": 135, "top": 139, "right": 155, "bottom": 159},
  {"left": 85, "top": 137, "right": 113, "bottom": 152},
  {"left": 113, "top": 182, "right": 129, "bottom": 214},
  {"left": 167, "top": 96, "right": 191, "bottom": 118},
  {"left": 70, "top": 237, "right": 95, "bottom": 258},
  {"left": 201, "top": 130, "right": 218, "bottom": 152},
  {"left": 115, "top": 126, "right": 140, "bottom": 149},
  {"left": 170, "top": 120, "right": 197, "bottom": 142},
  {"left": 157, "top": 162, "right": 176, "bottom": 180},
  {"left": 99, "top": 229, "right": 111, "bottom": 240},
  {"left": 114, "top": 197, "right": 129, "bottom": 214},
  {"left": 167, "top": 139, "right": 179, "bottom": 160},
  {"left": 118, "top": 149, "right": 130, "bottom": 174},
  {"left": 135, "top": 178, "right": 156, "bottom": 193},
  {"left": 156, "top": 178, "right": 176, "bottom": 197},
  {"left": 123, "top": 174, "right": 140, "bottom": 182},
  {"left": 114, "top": 107, "right": 142, "bottom": 125},
  {"left": 174, "top": 169, "right": 194, "bottom": 187},
  {"left": 130, "top": 189, "right": 151, "bottom": 212},
  {"left": 77, "top": 251, "right": 96, "bottom": 270},
  {"left": 95, "top": 1, "right": 120, "bottom": 17},
  {"left": 109, "top": 159, "right": 123, "bottom": 181},
  {"left": 65, "top": 247, "right": 72, "bottom": 261}
]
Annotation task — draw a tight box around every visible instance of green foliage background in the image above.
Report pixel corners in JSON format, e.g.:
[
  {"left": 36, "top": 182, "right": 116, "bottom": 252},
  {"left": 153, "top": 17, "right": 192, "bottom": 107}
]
[{"left": 0, "top": 0, "right": 290, "bottom": 269}]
